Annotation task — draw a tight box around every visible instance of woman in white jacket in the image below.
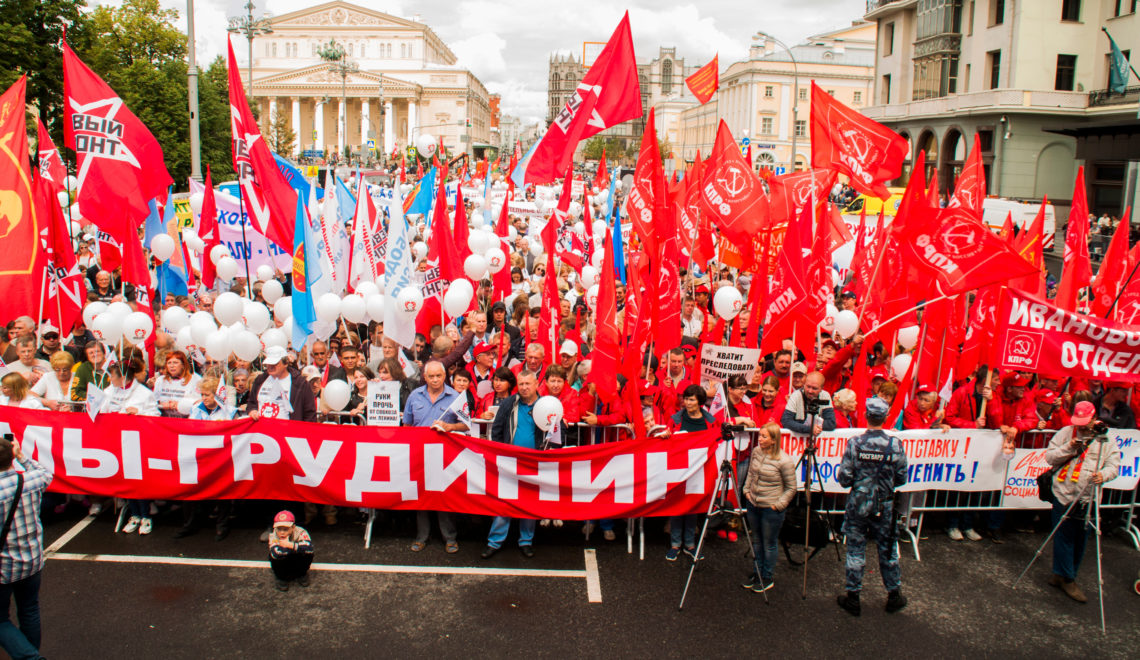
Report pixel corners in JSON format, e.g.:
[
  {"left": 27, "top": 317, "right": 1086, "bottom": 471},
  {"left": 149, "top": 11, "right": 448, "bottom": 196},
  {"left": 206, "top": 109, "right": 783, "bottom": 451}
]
[
  {"left": 106, "top": 359, "right": 159, "bottom": 535},
  {"left": 152, "top": 350, "right": 201, "bottom": 417}
]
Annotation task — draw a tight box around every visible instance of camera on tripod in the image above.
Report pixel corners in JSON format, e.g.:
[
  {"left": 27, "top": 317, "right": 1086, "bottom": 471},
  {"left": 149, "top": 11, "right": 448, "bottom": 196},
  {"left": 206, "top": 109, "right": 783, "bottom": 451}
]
[{"left": 803, "top": 396, "right": 823, "bottom": 416}]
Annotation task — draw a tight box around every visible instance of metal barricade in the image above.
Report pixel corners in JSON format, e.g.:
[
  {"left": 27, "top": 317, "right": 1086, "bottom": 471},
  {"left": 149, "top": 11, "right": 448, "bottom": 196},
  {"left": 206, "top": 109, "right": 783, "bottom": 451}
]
[{"left": 318, "top": 411, "right": 366, "bottom": 426}]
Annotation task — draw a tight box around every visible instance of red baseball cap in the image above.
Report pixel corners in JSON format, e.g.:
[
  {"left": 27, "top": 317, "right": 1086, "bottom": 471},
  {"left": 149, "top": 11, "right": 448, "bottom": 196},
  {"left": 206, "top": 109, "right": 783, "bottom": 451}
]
[
  {"left": 870, "top": 366, "right": 889, "bottom": 381},
  {"left": 696, "top": 285, "right": 710, "bottom": 294},
  {"left": 821, "top": 339, "right": 839, "bottom": 351},
  {"left": 1001, "top": 372, "right": 1032, "bottom": 387},
  {"left": 915, "top": 382, "right": 936, "bottom": 395},
  {"left": 1071, "top": 401, "right": 1096, "bottom": 426},
  {"left": 273, "top": 510, "right": 295, "bottom": 528},
  {"left": 681, "top": 344, "right": 698, "bottom": 357},
  {"left": 473, "top": 342, "right": 495, "bottom": 357},
  {"left": 1036, "top": 390, "right": 1058, "bottom": 405}
]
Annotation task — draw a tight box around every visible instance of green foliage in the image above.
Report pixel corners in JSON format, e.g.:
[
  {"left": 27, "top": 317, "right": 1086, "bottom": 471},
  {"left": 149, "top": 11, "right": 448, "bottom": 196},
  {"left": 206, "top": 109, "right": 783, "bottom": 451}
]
[{"left": 197, "top": 56, "right": 235, "bottom": 181}]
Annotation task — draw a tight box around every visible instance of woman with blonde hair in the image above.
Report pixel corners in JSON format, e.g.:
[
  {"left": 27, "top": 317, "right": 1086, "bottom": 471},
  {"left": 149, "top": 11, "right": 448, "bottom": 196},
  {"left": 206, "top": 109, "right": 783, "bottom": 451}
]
[
  {"left": 0, "top": 372, "right": 46, "bottom": 409},
  {"left": 31, "top": 351, "right": 77, "bottom": 410},
  {"left": 741, "top": 422, "right": 796, "bottom": 593}
]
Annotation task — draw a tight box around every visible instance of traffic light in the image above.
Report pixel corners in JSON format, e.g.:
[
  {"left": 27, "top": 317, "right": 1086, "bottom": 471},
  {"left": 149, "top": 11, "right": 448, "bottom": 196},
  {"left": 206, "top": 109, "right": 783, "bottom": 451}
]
[{"left": 466, "top": 119, "right": 471, "bottom": 128}]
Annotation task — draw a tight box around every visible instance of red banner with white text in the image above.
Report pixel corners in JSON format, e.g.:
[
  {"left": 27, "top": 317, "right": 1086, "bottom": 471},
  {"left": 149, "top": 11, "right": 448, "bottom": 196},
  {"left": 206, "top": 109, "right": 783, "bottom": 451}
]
[
  {"left": 995, "top": 288, "right": 1140, "bottom": 383},
  {"left": 0, "top": 409, "right": 719, "bottom": 519}
]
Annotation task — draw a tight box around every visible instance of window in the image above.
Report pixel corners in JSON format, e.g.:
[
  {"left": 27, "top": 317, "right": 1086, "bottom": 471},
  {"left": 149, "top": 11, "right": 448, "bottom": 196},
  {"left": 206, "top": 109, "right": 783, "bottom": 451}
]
[
  {"left": 1112, "top": 0, "right": 1137, "bottom": 16},
  {"left": 761, "top": 117, "right": 774, "bottom": 135},
  {"left": 987, "top": 50, "right": 1001, "bottom": 89},
  {"left": 271, "top": 42, "right": 277, "bottom": 57},
  {"left": 794, "top": 120, "right": 806, "bottom": 138},
  {"left": 991, "top": 0, "right": 1004, "bottom": 26},
  {"left": 662, "top": 60, "right": 673, "bottom": 94},
  {"left": 967, "top": 1, "right": 975, "bottom": 35},
  {"left": 883, "top": 22, "right": 895, "bottom": 56},
  {"left": 764, "top": 85, "right": 774, "bottom": 98},
  {"left": 1061, "top": 0, "right": 1081, "bottom": 22},
  {"left": 360, "top": 43, "right": 366, "bottom": 57},
  {"left": 401, "top": 43, "right": 407, "bottom": 58},
  {"left": 798, "top": 87, "right": 807, "bottom": 101},
  {"left": 826, "top": 89, "right": 835, "bottom": 96},
  {"left": 348, "top": 43, "right": 353, "bottom": 56},
  {"left": 881, "top": 74, "right": 892, "bottom": 104},
  {"left": 853, "top": 90, "right": 862, "bottom": 104},
  {"left": 1055, "top": 54, "right": 1077, "bottom": 91},
  {"left": 964, "top": 63, "right": 971, "bottom": 92}
]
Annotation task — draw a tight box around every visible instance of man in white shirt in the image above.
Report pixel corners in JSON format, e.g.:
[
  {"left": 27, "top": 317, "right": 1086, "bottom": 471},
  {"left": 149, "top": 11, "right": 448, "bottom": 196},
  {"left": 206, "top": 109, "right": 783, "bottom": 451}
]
[
  {"left": 681, "top": 296, "right": 703, "bottom": 339},
  {"left": 7, "top": 338, "right": 51, "bottom": 386}
]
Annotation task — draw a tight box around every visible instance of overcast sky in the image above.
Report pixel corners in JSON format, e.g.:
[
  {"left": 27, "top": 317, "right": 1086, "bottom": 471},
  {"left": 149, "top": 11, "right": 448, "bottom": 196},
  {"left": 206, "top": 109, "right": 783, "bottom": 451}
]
[{"left": 94, "top": 0, "right": 869, "bottom": 124}]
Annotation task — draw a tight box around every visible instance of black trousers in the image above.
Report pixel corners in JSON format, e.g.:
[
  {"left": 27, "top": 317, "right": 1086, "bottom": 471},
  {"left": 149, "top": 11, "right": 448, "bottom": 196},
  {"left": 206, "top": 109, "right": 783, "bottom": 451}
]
[{"left": 270, "top": 553, "right": 313, "bottom": 581}]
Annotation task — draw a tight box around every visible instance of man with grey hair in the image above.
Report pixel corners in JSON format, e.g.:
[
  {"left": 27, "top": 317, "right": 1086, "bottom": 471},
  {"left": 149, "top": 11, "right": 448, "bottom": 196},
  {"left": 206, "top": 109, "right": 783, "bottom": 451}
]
[
  {"left": 8, "top": 338, "right": 50, "bottom": 386},
  {"left": 482, "top": 370, "right": 542, "bottom": 559}
]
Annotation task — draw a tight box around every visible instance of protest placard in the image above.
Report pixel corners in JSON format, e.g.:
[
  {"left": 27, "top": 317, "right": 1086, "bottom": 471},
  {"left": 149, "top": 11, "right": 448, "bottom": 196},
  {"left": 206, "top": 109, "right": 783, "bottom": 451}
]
[
  {"left": 698, "top": 344, "right": 762, "bottom": 384},
  {"left": 366, "top": 380, "right": 401, "bottom": 426}
]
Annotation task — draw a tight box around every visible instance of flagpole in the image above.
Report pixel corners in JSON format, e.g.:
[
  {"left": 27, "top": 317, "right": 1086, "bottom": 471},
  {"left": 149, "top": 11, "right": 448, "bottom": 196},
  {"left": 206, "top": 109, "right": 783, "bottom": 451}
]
[
  {"left": 1107, "top": 258, "right": 1140, "bottom": 316},
  {"left": 235, "top": 189, "right": 255, "bottom": 299},
  {"left": 36, "top": 269, "right": 48, "bottom": 326},
  {"left": 862, "top": 294, "right": 953, "bottom": 339}
]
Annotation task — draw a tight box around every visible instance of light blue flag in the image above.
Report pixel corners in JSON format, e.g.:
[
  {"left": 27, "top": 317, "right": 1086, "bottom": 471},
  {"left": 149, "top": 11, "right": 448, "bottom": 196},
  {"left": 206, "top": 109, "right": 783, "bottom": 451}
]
[
  {"left": 334, "top": 173, "right": 357, "bottom": 227},
  {"left": 274, "top": 154, "right": 324, "bottom": 201},
  {"left": 605, "top": 166, "right": 618, "bottom": 225},
  {"left": 406, "top": 166, "right": 436, "bottom": 217},
  {"left": 482, "top": 171, "right": 493, "bottom": 226},
  {"left": 510, "top": 140, "right": 540, "bottom": 190},
  {"left": 611, "top": 197, "right": 626, "bottom": 284},
  {"left": 143, "top": 186, "right": 171, "bottom": 248},
  {"left": 1106, "top": 30, "right": 1132, "bottom": 94},
  {"left": 291, "top": 194, "right": 323, "bottom": 350}
]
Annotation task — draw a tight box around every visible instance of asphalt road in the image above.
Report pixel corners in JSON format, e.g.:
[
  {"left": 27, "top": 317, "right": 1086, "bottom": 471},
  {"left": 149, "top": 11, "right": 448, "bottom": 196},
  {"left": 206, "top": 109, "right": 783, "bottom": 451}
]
[{"left": 27, "top": 503, "right": 1140, "bottom": 658}]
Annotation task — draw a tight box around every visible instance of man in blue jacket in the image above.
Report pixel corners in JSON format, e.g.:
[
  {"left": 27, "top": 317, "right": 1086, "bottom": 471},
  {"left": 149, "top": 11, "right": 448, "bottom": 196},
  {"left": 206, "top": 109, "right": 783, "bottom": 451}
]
[{"left": 483, "top": 370, "right": 542, "bottom": 559}]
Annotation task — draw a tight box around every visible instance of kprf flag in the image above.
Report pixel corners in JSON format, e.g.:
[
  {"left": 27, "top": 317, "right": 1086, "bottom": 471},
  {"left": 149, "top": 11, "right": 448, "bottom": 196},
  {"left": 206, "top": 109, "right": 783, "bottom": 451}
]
[
  {"left": 62, "top": 42, "right": 173, "bottom": 235},
  {"left": 1054, "top": 167, "right": 1091, "bottom": 312},
  {"left": 686, "top": 55, "right": 719, "bottom": 104},
  {"left": 33, "top": 133, "right": 84, "bottom": 337},
  {"left": 588, "top": 224, "right": 621, "bottom": 403},
  {"left": 198, "top": 166, "right": 221, "bottom": 289},
  {"left": 349, "top": 174, "right": 382, "bottom": 286},
  {"left": 291, "top": 194, "right": 322, "bottom": 351},
  {"left": 1090, "top": 207, "right": 1132, "bottom": 317},
  {"left": 700, "top": 120, "right": 768, "bottom": 248},
  {"left": 383, "top": 192, "right": 418, "bottom": 349},
  {"left": 36, "top": 118, "right": 68, "bottom": 192},
  {"left": 0, "top": 77, "right": 47, "bottom": 325},
  {"left": 227, "top": 38, "right": 297, "bottom": 252},
  {"left": 85, "top": 383, "right": 107, "bottom": 422},
  {"left": 521, "top": 12, "right": 641, "bottom": 184},
  {"left": 445, "top": 391, "right": 472, "bottom": 429},
  {"left": 948, "top": 134, "right": 985, "bottom": 218},
  {"left": 810, "top": 81, "right": 906, "bottom": 200}
]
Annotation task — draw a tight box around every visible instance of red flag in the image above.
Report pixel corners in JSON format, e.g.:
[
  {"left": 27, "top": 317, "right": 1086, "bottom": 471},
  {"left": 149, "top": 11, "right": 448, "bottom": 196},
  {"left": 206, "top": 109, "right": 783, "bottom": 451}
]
[
  {"left": 826, "top": 202, "right": 854, "bottom": 252},
  {"left": 767, "top": 168, "right": 835, "bottom": 228},
  {"left": 915, "top": 295, "right": 965, "bottom": 391},
  {"left": 593, "top": 149, "right": 609, "bottom": 191},
  {"left": 760, "top": 200, "right": 816, "bottom": 358},
  {"left": 475, "top": 155, "right": 487, "bottom": 179},
  {"left": 0, "top": 77, "right": 48, "bottom": 325},
  {"left": 956, "top": 285, "right": 1002, "bottom": 378},
  {"left": 686, "top": 55, "right": 719, "bottom": 104},
  {"left": 949, "top": 134, "right": 986, "bottom": 217},
  {"left": 1010, "top": 198, "right": 1047, "bottom": 297},
  {"left": 998, "top": 212, "right": 1014, "bottom": 241},
  {"left": 628, "top": 107, "right": 664, "bottom": 257},
  {"left": 885, "top": 350, "right": 917, "bottom": 424},
  {"left": 700, "top": 120, "right": 768, "bottom": 246},
  {"left": 536, "top": 246, "right": 560, "bottom": 367},
  {"left": 62, "top": 42, "right": 173, "bottom": 238},
  {"left": 399, "top": 153, "right": 407, "bottom": 183},
  {"left": 1115, "top": 243, "right": 1140, "bottom": 324},
  {"left": 35, "top": 118, "right": 68, "bottom": 192},
  {"left": 199, "top": 166, "right": 221, "bottom": 289},
  {"left": 427, "top": 168, "right": 463, "bottom": 283},
  {"left": 1054, "top": 167, "right": 1091, "bottom": 311},
  {"left": 491, "top": 197, "right": 513, "bottom": 301},
  {"left": 226, "top": 38, "right": 297, "bottom": 252},
  {"left": 33, "top": 124, "right": 83, "bottom": 335},
  {"left": 525, "top": 12, "right": 641, "bottom": 184},
  {"left": 453, "top": 185, "right": 472, "bottom": 265},
  {"left": 810, "top": 82, "right": 906, "bottom": 199},
  {"left": 1090, "top": 206, "right": 1132, "bottom": 317},
  {"left": 744, "top": 229, "right": 773, "bottom": 349},
  {"left": 677, "top": 153, "right": 703, "bottom": 259},
  {"left": 588, "top": 225, "right": 621, "bottom": 402}
]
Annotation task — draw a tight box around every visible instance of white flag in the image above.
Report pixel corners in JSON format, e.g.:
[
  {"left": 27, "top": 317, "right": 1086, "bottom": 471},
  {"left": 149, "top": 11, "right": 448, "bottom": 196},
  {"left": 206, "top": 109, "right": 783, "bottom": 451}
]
[
  {"left": 939, "top": 368, "right": 955, "bottom": 405},
  {"left": 85, "top": 384, "right": 107, "bottom": 422},
  {"left": 445, "top": 391, "right": 472, "bottom": 429},
  {"left": 707, "top": 383, "right": 727, "bottom": 419},
  {"left": 383, "top": 190, "right": 417, "bottom": 349}
]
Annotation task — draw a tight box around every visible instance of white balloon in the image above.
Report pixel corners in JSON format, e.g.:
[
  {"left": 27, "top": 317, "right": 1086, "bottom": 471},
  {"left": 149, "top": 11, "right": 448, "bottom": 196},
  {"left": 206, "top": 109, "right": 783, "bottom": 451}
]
[
  {"left": 260, "top": 327, "right": 288, "bottom": 350},
  {"left": 374, "top": 274, "right": 387, "bottom": 294},
  {"left": 215, "top": 256, "right": 239, "bottom": 281},
  {"left": 412, "top": 242, "right": 428, "bottom": 261},
  {"left": 485, "top": 247, "right": 507, "bottom": 274},
  {"left": 175, "top": 326, "right": 195, "bottom": 353},
  {"left": 365, "top": 293, "right": 386, "bottom": 322},
  {"left": 820, "top": 303, "right": 838, "bottom": 332},
  {"left": 122, "top": 311, "right": 153, "bottom": 345},
  {"left": 508, "top": 225, "right": 518, "bottom": 242},
  {"left": 70, "top": 221, "right": 83, "bottom": 237},
  {"left": 315, "top": 293, "right": 341, "bottom": 324},
  {"left": 442, "top": 284, "right": 473, "bottom": 317},
  {"left": 150, "top": 234, "right": 176, "bottom": 261},
  {"left": 190, "top": 314, "right": 217, "bottom": 347},
  {"left": 396, "top": 287, "right": 424, "bottom": 318},
  {"left": 463, "top": 254, "right": 488, "bottom": 281},
  {"left": 573, "top": 220, "right": 586, "bottom": 236},
  {"left": 580, "top": 265, "right": 599, "bottom": 289},
  {"left": 415, "top": 133, "right": 436, "bottom": 157},
  {"left": 592, "top": 220, "right": 607, "bottom": 236},
  {"left": 210, "top": 244, "right": 230, "bottom": 265},
  {"left": 273, "top": 296, "right": 293, "bottom": 321},
  {"left": 614, "top": 179, "right": 623, "bottom": 190},
  {"left": 533, "top": 396, "right": 564, "bottom": 431},
  {"left": 585, "top": 284, "right": 600, "bottom": 310},
  {"left": 449, "top": 278, "right": 474, "bottom": 301},
  {"left": 56, "top": 190, "right": 71, "bottom": 207},
  {"left": 355, "top": 281, "right": 379, "bottom": 300},
  {"left": 213, "top": 291, "right": 244, "bottom": 326},
  {"left": 261, "top": 279, "right": 284, "bottom": 305},
  {"left": 242, "top": 302, "right": 272, "bottom": 334},
  {"left": 279, "top": 317, "right": 294, "bottom": 346},
  {"left": 188, "top": 192, "right": 205, "bottom": 214},
  {"left": 256, "top": 264, "right": 274, "bottom": 282},
  {"left": 66, "top": 175, "right": 79, "bottom": 190},
  {"left": 106, "top": 301, "right": 133, "bottom": 321},
  {"left": 83, "top": 302, "right": 108, "bottom": 328},
  {"left": 161, "top": 306, "right": 190, "bottom": 333},
  {"left": 232, "top": 329, "right": 262, "bottom": 361},
  {"left": 594, "top": 189, "right": 609, "bottom": 205},
  {"left": 568, "top": 201, "right": 583, "bottom": 218},
  {"left": 890, "top": 353, "right": 913, "bottom": 380},
  {"left": 322, "top": 379, "right": 352, "bottom": 411},
  {"left": 184, "top": 230, "right": 205, "bottom": 252},
  {"left": 467, "top": 230, "right": 490, "bottom": 255},
  {"left": 713, "top": 286, "right": 744, "bottom": 320},
  {"left": 204, "top": 331, "right": 231, "bottom": 361},
  {"left": 897, "top": 325, "right": 921, "bottom": 351},
  {"left": 591, "top": 249, "right": 605, "bottom": 268},
  {"left": 529, "top": 241, "right": 543, "bottom": 258},
  {"left": 90, "top": 312, "right": 123, "bottom": 344},
  {"left": 340, "top": 294, "right": 367, "bottom": 324},
  {"left": 833, "top": 310, "right": 860, "bottom": 338},
  {"left": 174, "top": 398, "right": 192, "bottom": 416}
]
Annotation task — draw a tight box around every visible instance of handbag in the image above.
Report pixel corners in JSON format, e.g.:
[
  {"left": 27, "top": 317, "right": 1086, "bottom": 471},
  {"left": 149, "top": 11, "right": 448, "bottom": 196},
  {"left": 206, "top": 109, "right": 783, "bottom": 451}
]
[
  {"left": 0, "top": 472, "right": 24, "bottom": 554},
  {"left": 1037, "top": 452, "right": 1080, "bottom": 505}
]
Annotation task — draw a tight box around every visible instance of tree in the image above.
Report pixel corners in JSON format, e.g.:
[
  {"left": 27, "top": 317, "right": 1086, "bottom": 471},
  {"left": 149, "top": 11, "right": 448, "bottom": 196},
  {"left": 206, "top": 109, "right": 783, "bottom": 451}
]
[
  {"left": 659, "top": 138, "right": 672, "bottom": 164},
  {"left": 0, "top": 0, "right": 92, "bottom": 146},
  {"left": 196, "top": 56, "right": 235, "bottom": 181},
  {"left": 268, "top": 110, "right": 296, "bottom": 157}
]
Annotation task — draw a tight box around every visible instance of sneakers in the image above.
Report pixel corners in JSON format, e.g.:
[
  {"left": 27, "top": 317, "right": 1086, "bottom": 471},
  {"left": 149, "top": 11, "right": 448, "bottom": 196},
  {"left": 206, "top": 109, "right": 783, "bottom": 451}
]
[
  {"left": 519, "top": 545, "right": 535, "bottom": 558},
  {"left": 947, "top": 527, "right": 964, "bottom": 541},
  {"left": 665, "top": 547, "right": 681, "bottom": 561},
  {"left": 89, "top": 502, "right": 103, "bottom": 516},
  {"left": 539, "top": 519, "right": 552, "bottom": 527},
  {"left": 296, "top": 574, "right": 310, "bottom": 588},
  {"left": 836, "top": 591, "right": 861, "bottom": 616},
  {"left": 885, "top": 589, "right": 908, "bottom": 613},
  {"left": 139, "top": 518, "right": 153, "bottom": 535},
  {"left": 683, "top": 546, "right": 705, "bottom": 561},
  {"left": 964, "top": 528, "right": 983, "bottom": 541},
  {"left": 122, "top": 516, "right": 141, "bottom": 534},
  {"left": 741, "top": 574, "right": 759, "bottom": 590},
  {"left": 1061, "top": 579, "right": 1088, "bottom": 603},
  {"left": 481, "top": 545, "right": 499, "bottom": 559},
  {"left": 274, "top": 578, "right": 289, "bottom": 592},
  {"left": 752, "top": 579, "right": 773, "bottom": 593},
  {"left": 603, "top": 529, "right": 616, "bottom": 541},
  {"left": 989, "top": 529, "right": 1005, "bottom": 544}
]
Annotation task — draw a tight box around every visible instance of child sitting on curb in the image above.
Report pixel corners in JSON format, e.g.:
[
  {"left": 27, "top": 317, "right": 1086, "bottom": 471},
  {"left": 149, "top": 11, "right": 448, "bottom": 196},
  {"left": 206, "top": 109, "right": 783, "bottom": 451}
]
[{"left": 268, "top": 510, "right": 314, "bottom": 591}]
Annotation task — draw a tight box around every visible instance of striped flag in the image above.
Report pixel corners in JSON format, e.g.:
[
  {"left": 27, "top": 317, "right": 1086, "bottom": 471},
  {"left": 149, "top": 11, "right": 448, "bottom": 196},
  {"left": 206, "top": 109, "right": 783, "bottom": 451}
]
[{"left": 685, "top": 55, "right": 719, "bottom": 104}]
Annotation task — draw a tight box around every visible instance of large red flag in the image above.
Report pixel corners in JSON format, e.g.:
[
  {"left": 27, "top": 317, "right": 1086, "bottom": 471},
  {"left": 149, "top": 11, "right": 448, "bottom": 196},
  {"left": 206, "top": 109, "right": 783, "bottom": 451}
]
[
  {"left": 1114, "top": 243, "right": 1140, "bottom": 324},
  {"left": 427, "top": 167, "right": 463, "bottom": 284},
  {"left": 948, "top": 134, "right": 985, "bottom": 217},
  {"left": 593, "top": 149, "right": 609, "bottom": 191},
  {"left": 1054, "top": 167, "right": 1091, "bottom": 311},
  {"left": 685, "top": 55, "right": 719, "bottom": 104},
  {"left": 33, "top": 120, "right": 83, "bottom": 335},
  {"left": 810, "top": 82, "right": 906, "bottom": 199},
  {"left": 767, "top": 168, "right": 835, "bottom": 228},
  {"left": 628, "top": 108, "right": 663, "bottom": 258},
  {"left": 700, "top": 120, "right": 768, "bottom": 247},
  {"left": 491, "top": 198, "right": 513, "bottom": 302},
  {"left": 1090, "top": 206, "right": 1132, "bottom": 317},
  {"left": 453, "top": 185, "right": 472, "bottom": 265},
  {"left": 537, "top": 221, "right": 562, "bottom": 366},
  {"left": 525, "top": 12, "right": 641, "bottom": 184},
  {"left": 62, "top": 42, "right": 172, "bottom": 237},
  {"left": 760, "top": 200, "right": 816, "bottom": 358},
  {"left": 36, "top": 118, "right": 68, "bottom": 192},
  {"left": 0, "top": 77, "right": 47, "bottom": 325},
  {"left": 199, "top": 166, "right": 221, "bottom": 289},
  {"left": 227, "top": 38, "right": 297, "bottom": 252},
  {"left": 588, "top": 225, "right": 621, "bottom": 402},
  {"left": 1010, "top": 198, "right": 1047, "bottom": 297}
]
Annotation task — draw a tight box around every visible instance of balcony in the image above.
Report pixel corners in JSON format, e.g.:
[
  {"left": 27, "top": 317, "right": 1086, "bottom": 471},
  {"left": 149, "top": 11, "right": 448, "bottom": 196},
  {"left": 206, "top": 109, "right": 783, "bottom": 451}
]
[
  {"left": 1089, "top": 86, "right": 1140, "bottom": 107},
  {"left": 866, "top": 0, "right": 903, "bottom": 11},
  {"left": 864, "top": 89, "right": 1090, "bottom": 121}
]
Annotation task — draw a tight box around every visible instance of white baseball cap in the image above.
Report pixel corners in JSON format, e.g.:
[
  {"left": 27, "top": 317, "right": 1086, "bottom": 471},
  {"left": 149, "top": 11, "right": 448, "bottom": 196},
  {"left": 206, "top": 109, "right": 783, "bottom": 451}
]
[
  {"left": 263, "top": 345, "right": 289, "bottom": 365},
  {"left": 559, "top": 340, "right": 578, "bottom": 357}
]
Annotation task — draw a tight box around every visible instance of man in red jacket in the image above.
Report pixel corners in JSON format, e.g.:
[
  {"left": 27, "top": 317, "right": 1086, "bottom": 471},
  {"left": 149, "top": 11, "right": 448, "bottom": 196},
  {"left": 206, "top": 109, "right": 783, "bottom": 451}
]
[
  {"left": 656, "top": 347, "right": 692, "bottom": 418},
  {"left": 999, "top": 373, "right": 1037, "bottom": 444}
]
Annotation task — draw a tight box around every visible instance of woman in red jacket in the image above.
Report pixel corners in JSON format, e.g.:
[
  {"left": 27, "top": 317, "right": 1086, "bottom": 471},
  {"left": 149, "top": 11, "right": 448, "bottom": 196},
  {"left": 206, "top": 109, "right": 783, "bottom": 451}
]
[
  {"left": 752, "top": 376, "right": 786, "bottom": 427},
  {"left": 832, "top": 389, "right": 857, "bottom": 428},
  {"left": 903, "top": 385, "right": 949, "bottom": 430},
  {"left": 476, "top": 368, "right": 516, "bottom": 420}
]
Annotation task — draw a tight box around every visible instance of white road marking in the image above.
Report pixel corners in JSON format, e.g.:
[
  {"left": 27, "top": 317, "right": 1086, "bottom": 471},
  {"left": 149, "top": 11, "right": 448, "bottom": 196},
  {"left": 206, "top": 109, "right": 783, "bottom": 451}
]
[
  {"left": 584, "top": 548, "right": 603, "bottom": 603},
  {"left": 44, "top": 515, "right": 97, "bottom": 555}
]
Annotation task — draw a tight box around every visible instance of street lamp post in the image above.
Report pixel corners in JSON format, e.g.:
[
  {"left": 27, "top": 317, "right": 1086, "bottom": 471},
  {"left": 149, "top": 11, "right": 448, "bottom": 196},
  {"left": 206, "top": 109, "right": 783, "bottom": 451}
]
[
  {"left": 186, "top": 0, "right": 201, "bottom": 181},
  {"left": 227, "top": 1, "right": 273, "bottom": 104},
  {"left": 756, "top": 31, "right": 800, "bottom": 172},
  {"left": 317, "top": 39, "right": 359, "bottom": 163}
]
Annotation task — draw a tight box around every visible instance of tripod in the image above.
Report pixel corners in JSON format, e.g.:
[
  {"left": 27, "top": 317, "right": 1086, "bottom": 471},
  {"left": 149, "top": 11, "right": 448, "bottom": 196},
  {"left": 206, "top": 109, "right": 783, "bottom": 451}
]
[
  {"left": 1013, "top": 436, "right": 1110, "bottom": 633},
  {"left": 793, "top": 408, "right": 840, "bottom": 599},
  {"left": 678, "top": 442, "right": 765, "bottom": 610}
]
